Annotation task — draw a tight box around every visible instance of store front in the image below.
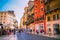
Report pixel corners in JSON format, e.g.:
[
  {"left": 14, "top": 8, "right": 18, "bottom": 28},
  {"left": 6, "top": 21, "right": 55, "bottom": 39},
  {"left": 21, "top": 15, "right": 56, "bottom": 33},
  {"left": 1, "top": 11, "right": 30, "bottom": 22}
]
[
  {"left": 35, "top": 24, "right": 39, "bottom": 34},
  {"left": 35, "top": 23, "right": 44, "bottom": 34},
  {"left": 46, "top": 24, "right": 53, "bottom": 34},
  {"left": 39, "top": 24, "right": 44, "bottom": 33},
  {"left": 53, "top": 24, "right": 60, "bottom": 34}
]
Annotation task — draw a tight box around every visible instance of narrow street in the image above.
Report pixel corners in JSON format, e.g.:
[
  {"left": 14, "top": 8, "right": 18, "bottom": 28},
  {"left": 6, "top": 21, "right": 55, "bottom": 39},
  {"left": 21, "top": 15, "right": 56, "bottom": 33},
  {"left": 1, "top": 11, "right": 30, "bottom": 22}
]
[
  {"left": 0, "top": 32, "right": 60, "bottom": 40},
  {"left": 0, "top": 0, "right": 60, "bottom": 40}
]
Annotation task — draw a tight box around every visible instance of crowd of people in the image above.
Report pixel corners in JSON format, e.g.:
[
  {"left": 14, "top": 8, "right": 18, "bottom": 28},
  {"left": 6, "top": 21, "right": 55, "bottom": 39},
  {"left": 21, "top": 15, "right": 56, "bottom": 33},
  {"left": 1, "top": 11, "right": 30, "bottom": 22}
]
[
  {"left": 0, "top": 27, "right": 45, "bottom": 36},
  {"left": 0, "top": 28, "right": 17, "bottom": 36}
]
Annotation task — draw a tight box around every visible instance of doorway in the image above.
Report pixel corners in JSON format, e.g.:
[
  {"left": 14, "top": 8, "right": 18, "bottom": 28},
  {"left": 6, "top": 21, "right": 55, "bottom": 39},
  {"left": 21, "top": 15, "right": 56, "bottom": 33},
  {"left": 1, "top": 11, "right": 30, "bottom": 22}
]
[{"left": 53, "top": 24, "right": 60, "bottom": 34}]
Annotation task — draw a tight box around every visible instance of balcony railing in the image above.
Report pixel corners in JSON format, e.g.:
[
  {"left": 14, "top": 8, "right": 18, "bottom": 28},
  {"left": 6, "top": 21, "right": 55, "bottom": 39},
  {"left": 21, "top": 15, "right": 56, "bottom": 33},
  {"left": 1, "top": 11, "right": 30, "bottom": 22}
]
[
  {"left": 28, "top": 13, "right": 34, "bottom": 19},
  {"left": 24, "top": 14, "right": 34, "bottom": 25},
  {"left": 44, "top": 0, "right": 54, "bottom": 5},
  {"left": 35, "top": 15, "right": 44, "bottom": 22},
  {"left": 44, "top": 0, "right": 49, "bottom": 5},
  {"left": 24, "top": 18, "right": 34, "bottom": 25},
  {"left": 45, "top": 7, "right": 60, "bottom": 15},
  {"left": 28, "top": 5, "right": 34, "bottom": 12}
]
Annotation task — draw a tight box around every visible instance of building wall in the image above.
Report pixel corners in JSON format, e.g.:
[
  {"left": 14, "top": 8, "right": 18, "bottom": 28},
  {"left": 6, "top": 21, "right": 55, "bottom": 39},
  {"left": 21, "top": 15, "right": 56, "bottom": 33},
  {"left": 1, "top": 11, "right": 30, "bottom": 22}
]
[
  {"left": 46, "top": 0, "right": 60, "bottom": 34},
  {"left": 28, "top": 23, "right": 34, "bottom": 30},
  {"left": 20, "top": 16, "right": 24, "bottom": 29},
  {"left": 0, "top": 12, "right": 7, "bottom": 24},
  {"left": 34, "top": 0, "right": 46, "bottom": 33},
  {"left": 27, "top": 1, "right": 34, "bottom": 31},
  {"left": 28, "top": 1, "right": 34, "bottom": 11},
  {"left": 24, "top": 7, "right": 28, "bottom": 23},
  {"left": 20, "top": 7, "right": 28, "bottom": 29},
  {"left": 0, "top": 11, "right": 16, "bottom": 29},
  {"left": 46, "top": 10, "right": 60, "bottom": 34},
  {"left": 46, "top": 11, "right": 60, "bottom": 22}
]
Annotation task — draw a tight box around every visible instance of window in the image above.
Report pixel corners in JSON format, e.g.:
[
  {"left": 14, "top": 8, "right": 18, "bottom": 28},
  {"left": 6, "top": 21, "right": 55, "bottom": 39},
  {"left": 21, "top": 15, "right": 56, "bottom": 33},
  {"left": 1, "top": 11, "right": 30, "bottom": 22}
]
[
  {"left": 35, "top": 5, "right": 37, "bottom": 8},
  {"left": 3, "top": 22, "right": 5, "bottom": 23},
  {"left": 47, "top": 16, "right": 50, "bottom": 21},
  {"left": 40, "top": 24, "right": 43, "bottom": 28},
  {"left": 41, "top": 8, "right": 44, "bottom": 11},
  {"left": 36, "top": 17, "right": 39, "bottom": 21},
  {"left": 36, "top": 12, "right": 37, "bottom": 14},
  {"left": 53, "top": 15, "right": 56, "bottom": 20},
  {"left": 40, "top": 0, "right": 43, "bottom": 4},
  {"left": 53, "top": 14, "right": 59, "bottom": 20},
  {"left": 53, "top": 24, "right": 60, "bottom": 34},
  {"left": 35, "top": 4, "right": 37, "bottom": 8},
  {"left": 1, "top": 16, "right": 2, "bottom": 17},
  {"left": 47, "top": 5, "right": 50, "bottom": 11},
  {"left": 41, "top": 15, "right": 44, "bottom": 20},
  {"left": 40, "top": 15, "right": 44, "bottom": 20},
  {"left": 57, "top": 14, "right": 59, "bottom": 19},
  {"left": 4, "top": 16, "right": 6, "bottom": 17}
]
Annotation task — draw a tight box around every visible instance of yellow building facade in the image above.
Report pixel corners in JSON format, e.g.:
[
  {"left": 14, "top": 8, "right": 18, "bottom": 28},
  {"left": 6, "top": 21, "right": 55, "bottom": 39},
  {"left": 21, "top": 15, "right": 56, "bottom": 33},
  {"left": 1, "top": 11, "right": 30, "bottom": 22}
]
[
  {"left": 20, "top": 7, "right": 28, "bottom": 29},
  {"left": 20, "top": 0, "right": 34, "bottom": 32},
  {"left": 45, "top": 0, "right": 60, "bottom": 34},
  {"left": 20, "top": 16, "right": 24, "bottom": 29},
  {"left": 27, "top": 0, "right": 34, "bottom": 32}
]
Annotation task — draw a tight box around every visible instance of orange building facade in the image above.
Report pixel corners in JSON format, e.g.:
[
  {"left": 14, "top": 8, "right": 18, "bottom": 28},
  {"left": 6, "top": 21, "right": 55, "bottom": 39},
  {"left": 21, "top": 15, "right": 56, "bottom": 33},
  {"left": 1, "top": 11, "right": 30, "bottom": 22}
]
[{"left": 34, "top": 0, "right": 46, "bottom": 33}]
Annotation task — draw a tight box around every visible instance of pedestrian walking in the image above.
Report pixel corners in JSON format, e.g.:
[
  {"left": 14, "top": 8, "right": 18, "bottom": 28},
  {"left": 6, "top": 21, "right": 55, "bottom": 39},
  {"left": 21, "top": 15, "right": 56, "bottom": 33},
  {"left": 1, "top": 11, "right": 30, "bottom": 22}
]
[
  {"left": 7, "top": 29, "right": 10, "bottom": 35},
  {"left": 19, "top": 29, "right": 21, "bottom": 33},
  {"left": 13, "top": 29, "right": 16, "bottom": 35},
  {"left": 36, "top": 30, "right": 39, "bottom": 34}
]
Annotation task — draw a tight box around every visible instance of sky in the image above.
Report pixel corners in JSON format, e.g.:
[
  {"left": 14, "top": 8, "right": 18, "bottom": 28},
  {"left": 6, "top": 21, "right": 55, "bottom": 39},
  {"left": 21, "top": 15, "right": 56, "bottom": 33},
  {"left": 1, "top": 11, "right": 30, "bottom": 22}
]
[{"left": 0, "top": 0, "right": 29, "bottom": 26}]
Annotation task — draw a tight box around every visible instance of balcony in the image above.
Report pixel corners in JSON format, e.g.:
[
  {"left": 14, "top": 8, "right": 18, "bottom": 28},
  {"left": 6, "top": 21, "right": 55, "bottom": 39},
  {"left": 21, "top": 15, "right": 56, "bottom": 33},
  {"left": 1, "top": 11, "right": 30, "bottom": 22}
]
[
  {"left": 35, "top": 18, "right": 39, "bottom": 21},
  {"left": 50, "top": 7, "right": 60, "bottom": 12},
  {"left": 45, "top": 5, "right": 50, "bottom": 14},
  {"left": 44, "top": 0, "right": 49, "bottom": 5},
  {"left": 24, "top": 14, "right": 34, "bottom": 25},
  {"left": 44, "top": 0, "right": 54, "bottom": 5},
  {"left": 24, "top": 19, "right": 34, "bottom": 25},
  {"left": 28, "top": 13, "right": 34, "bottom": 19},
  {"left": 40, "top": 15, "right": 44, "bottom": 20},
  {"left": 45, "top": 7, "right": 60, "bottom": 15},
  {"left": 28, "top": 5, "right": 34, "bottom": 12},
  {"left": 35, "top": 15, "right": 44, "bottom": 22}
]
